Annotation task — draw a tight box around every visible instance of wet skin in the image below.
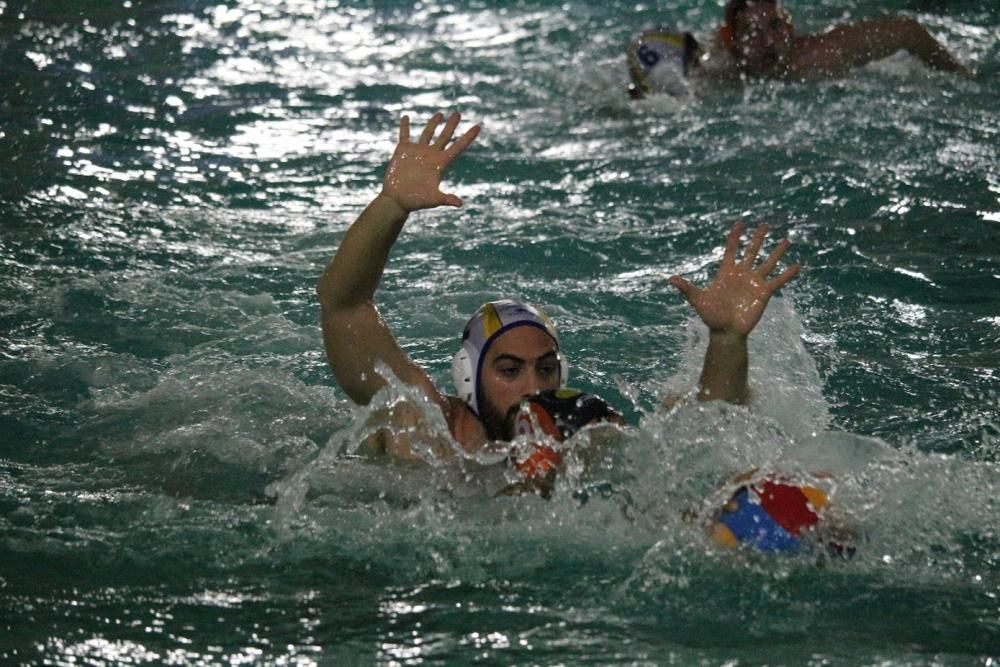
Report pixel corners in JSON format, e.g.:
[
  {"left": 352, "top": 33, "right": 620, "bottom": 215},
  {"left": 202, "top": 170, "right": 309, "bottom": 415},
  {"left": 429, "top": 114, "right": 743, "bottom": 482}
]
[
  {"left": 477, "top": 326, "right": 562, "bottom": 441},
  {"left": 732, "top": 2, "right": 795, "bottom": 77}
]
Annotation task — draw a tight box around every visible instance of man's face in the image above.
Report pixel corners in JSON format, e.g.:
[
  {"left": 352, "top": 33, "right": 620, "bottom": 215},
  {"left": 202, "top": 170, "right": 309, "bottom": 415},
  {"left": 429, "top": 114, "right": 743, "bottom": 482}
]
[
  {"left": 477, "top": 326, "right": 562, "bottom": 442},
  {"left": 733, "top": 3, "right": 795, "bottom": 77}
]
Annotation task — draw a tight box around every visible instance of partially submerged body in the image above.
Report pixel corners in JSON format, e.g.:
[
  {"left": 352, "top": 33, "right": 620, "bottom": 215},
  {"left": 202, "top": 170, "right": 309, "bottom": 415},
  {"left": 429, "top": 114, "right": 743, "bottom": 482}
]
[
  {"left": 316, "top": 111, "right": 796, "bottom": 460},
  {"left": 627, "top": 1, "right": 971, "bottom": 98},
  {"left": 317, "top": 112, "right": 831, "bottom": 535}
]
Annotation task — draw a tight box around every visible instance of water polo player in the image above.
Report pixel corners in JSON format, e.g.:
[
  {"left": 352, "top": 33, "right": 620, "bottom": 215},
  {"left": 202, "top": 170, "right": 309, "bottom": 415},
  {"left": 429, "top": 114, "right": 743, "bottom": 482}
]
[
  {"left": 316, "top": 111, "right": 798, "bottom": 468},
  {"left": 627, "top": 0, "right": 971, "bottom": 97}
]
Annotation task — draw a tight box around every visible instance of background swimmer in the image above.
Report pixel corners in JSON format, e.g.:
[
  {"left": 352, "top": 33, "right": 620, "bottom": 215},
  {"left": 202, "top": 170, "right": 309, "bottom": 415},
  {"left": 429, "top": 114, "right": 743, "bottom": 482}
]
[
  {"left": 628, "top": 0, "right": 972, "bottom": 96},
  {"left": 315, "top": 112, "right": 799, "bottom": 465}
]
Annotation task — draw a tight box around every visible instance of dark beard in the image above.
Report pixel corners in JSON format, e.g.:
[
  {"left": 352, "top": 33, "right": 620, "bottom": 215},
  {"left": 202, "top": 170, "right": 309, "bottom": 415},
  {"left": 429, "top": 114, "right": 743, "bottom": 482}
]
[{"left": 479, "top": 398, "right": 519, "bottom": 442}]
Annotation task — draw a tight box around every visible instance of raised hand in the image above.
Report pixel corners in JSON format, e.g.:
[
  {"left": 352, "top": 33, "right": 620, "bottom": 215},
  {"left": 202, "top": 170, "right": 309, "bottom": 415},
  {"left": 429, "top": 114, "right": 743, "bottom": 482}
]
[
  {"left": 669, "top": 223, "right": 799, "bottom": 338},
  {"left": 381, "top": 111, "right": 480, "bottom": 212}
]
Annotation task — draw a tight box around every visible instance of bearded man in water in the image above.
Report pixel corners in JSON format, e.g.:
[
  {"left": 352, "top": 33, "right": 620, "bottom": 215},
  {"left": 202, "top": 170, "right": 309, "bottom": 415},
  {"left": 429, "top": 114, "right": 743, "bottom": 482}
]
[{"left": 316, "top": 111, "right": 798, "bottom": 462}]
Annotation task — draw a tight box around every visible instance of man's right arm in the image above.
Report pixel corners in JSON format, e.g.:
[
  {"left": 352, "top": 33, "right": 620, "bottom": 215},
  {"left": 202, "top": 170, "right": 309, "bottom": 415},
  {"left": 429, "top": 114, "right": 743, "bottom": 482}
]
[
  {"left": 316, "top": 193, "right": 439, "bottom": 405},
  {"left": 316, "top": 112, "right": 480, "bottom": 409}
]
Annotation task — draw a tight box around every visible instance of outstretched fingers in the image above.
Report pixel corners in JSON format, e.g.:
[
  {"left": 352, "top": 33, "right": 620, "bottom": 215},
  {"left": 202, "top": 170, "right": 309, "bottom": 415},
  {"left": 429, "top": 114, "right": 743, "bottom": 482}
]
[
  {"left": 433, "top": 112, "right": 461, "bottom": 149},
  {"left": 402, "top": 111, "right": 480, "bottom": 163},
  {"left": 722, "top": 222, "right": 745, "bottom": 267},
  {"left": 740, "top": 224, "right": 769, "bottom": 266},
  {"left": 399, "top": 115, "right": 411, "bottom": 143},
  {"left": 444, "top": 124, "right": 481, "bottom": 161},
  {"left": 751, "top": 230, "right": 799, "bottom": 293},
  {"left": 418, "top": 112, "right": 444, "bottom": 144},
  {"left": 755, "top": 238, "right": 791, "bottom": 277},
  {"left": 668, "top": 275, "right": 697, "bottom": 302},
  {"left": 765, "top": 264, "right": 800, "bottom": 293}
]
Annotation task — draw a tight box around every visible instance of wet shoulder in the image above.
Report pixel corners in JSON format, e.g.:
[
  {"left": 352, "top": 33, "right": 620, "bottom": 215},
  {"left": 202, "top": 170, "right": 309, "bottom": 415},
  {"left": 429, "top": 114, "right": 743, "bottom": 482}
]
[{"left": 445, "top": 395, "right": 488, "bottom": 454}]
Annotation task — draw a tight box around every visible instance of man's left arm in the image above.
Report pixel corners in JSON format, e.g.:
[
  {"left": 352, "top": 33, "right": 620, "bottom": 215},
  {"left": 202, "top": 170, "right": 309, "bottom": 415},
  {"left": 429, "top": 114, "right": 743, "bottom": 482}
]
[{"left": 669, "top": 223, "right": 799, "bottom": 404}]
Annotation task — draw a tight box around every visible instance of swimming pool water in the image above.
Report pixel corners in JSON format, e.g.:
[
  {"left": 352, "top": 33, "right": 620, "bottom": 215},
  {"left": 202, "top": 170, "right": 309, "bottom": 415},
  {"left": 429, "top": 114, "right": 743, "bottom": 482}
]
[{"left": 2, "top": 0, "right": 998, "bottom": 663}]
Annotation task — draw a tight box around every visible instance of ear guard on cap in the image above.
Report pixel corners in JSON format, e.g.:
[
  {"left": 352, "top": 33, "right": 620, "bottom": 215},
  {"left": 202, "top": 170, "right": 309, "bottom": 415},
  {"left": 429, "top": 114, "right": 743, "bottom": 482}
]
[{"left": 451, "top": 345, "right": 476, "bottom": 407}]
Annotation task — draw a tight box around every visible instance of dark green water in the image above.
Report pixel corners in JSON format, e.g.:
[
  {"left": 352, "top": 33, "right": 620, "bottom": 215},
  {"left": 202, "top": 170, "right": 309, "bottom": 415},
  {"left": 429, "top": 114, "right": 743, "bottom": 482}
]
[{"left": 2, "top": 0, "right": 998, "bottom": 664}]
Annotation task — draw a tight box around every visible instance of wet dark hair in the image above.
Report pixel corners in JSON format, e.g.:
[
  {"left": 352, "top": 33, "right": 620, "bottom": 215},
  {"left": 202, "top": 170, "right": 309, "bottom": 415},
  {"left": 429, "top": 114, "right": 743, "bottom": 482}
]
[{"left": 724, "top": 0, "right": 778, "bottom": 29}]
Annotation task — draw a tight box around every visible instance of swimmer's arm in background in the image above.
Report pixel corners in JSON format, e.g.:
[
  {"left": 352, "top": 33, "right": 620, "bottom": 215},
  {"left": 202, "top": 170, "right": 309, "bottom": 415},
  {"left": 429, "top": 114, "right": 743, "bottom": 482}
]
[
  {"left": 796, "top": 17, "right": 972, "bottom": 78},
  {"left": 669, "top": 223, "right": 799, "bottom": 404},
  {"left": 316, "top": 112, "right": 480, "bottom": 413}
]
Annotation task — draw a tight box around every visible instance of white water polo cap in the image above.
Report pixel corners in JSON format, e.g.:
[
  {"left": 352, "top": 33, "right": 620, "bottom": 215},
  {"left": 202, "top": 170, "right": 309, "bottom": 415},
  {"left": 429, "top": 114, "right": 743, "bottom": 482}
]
[
  {"left": 627, "top": 29, "right": 701, "bottom": 98},
  {"left": 451, "top": 300, "right": 568, "bottom": 416}
]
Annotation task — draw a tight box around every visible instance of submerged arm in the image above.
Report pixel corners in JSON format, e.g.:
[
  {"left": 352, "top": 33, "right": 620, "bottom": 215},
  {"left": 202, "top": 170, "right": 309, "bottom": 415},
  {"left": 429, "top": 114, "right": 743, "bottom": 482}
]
[
  {"left": 316, "top": 112, "right": 480, "bottom": 407},
  {"left": 669, "top": 223, "right": 799, "bottom": 404}
]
